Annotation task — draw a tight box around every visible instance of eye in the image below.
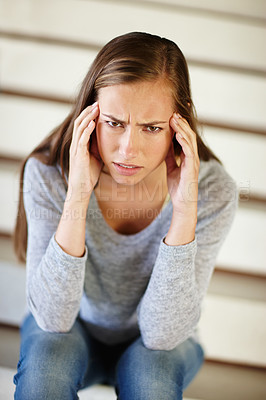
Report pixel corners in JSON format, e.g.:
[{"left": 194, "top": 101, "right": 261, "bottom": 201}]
[
  {"left": 145, "top": 126, "right": 162, "bottom": 133},
  {"left": 106, "top": 121, "right": 122, "bottom": 128}
]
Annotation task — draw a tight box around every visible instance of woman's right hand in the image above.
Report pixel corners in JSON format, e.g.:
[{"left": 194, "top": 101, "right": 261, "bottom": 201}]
[{"left": 67, "top": 102, "right": 102, "bottom": 204}]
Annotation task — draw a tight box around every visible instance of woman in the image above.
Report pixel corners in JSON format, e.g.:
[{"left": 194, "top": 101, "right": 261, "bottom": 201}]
[{"left": 13, "top": 32, "right": 237, "bottom": 399}]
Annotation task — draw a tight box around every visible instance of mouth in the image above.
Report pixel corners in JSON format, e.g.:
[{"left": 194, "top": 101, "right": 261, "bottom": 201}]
[
  {"left": 116, "top": 163, "right": 140, "bottom": 169},
  {"left": 113, "top": 162, "right": 143, "bottom": 176}
]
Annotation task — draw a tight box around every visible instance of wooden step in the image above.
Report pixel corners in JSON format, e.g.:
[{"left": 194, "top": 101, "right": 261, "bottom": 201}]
[
  {"left": 0, "top": 95, "right": 71, "bottom": 159},
  {"left": 0, "top": 257, "right": 265, "bottom": 367},
  {"left": 1, "top": 37, "right": 265, "bottom": 131},
  {"left": 0, "top": 0, "right": 265, "bottom": 72},
  {"left": 215, "top": 204, "right": 266, "bottom": 275},
  {"left": 1, "top": 349, "right": 266, "bottom": 400},
  {"left": 203, "top": 126, "right": 266, "bottom": 198},
  {"left": 198, "top": 294, "right": 266, "bottom": 367},
  {"left": 0, "top": 364, "right": 203, "bottom": 400},
  {"left": 138, "top": 0, "right": 266, "bottom": 20}
]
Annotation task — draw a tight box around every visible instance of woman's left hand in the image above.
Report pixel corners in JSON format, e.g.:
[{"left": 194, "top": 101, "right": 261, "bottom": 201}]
[{"left": 165, "top": 113, "right": 200, "bottom": 219}]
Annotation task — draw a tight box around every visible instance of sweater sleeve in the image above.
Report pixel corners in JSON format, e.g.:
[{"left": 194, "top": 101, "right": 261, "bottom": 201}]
[
  {"left": 23, "top": 157, "right": 87, "bottom": 332},
  {"left": 138, "top": 161, "right": 238, "bottom": 350}
]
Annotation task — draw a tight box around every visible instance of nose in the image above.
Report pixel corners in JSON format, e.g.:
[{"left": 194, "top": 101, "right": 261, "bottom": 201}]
[{"left": 118, "top": 126, "right": 139, "bottom": 160}]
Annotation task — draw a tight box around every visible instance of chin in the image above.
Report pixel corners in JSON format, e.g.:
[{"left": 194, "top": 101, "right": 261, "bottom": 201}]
[{"left": 112, "top": 174, "right": 141, "bottom": 186}]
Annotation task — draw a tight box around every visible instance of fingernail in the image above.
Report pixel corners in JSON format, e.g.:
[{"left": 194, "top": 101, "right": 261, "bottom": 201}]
[{"left": 92, "top": 101, "right": 98, "bottom": 107}]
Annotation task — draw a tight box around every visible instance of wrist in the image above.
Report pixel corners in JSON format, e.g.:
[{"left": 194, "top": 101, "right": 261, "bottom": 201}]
[
  {"left": 63, "top": 193, "right": 91, "bottom": 221},
  {"left": 164, "top": 213, "right": 197, "bottom": 246},
  {"left": 65, "top": 186, "right": 92, "bottom": 206}
]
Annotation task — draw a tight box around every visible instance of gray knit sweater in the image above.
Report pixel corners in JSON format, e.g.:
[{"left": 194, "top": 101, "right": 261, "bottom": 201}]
[{"left": 24, "top": 157, "right": 237, "bottom": 350}]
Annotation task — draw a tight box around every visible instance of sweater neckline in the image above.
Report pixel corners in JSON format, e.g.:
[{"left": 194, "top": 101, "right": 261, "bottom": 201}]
[{"left": 89, "top": 190, "right": 172, "bottom": 242}]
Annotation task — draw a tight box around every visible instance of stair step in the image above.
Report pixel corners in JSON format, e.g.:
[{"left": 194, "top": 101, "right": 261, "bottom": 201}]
[
  {"left": 0, "top": 366, "right": 199, "bottom": 400},
  {"left": 1, "top": 259, "right": 265, "bottom": 368}
]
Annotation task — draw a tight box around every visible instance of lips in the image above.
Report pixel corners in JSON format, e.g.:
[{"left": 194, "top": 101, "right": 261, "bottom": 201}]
[
  {"left": 113, "top": 162, "right": 143, "bottom": 176},
  {"left": 116, "top": 163, "right": 140, "bottom": 168}
]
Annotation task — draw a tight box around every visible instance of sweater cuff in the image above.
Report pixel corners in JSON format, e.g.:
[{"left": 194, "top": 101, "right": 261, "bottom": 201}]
[
  {"left": 44, "top": 234, "right": 87, "bottom": 280},
  {"left": 160, "top": 236, "right": 197, "bottom": 258}
]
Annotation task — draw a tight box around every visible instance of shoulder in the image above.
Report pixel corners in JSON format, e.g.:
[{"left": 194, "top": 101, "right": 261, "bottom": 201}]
[
  {"left": 23, "top": 157, "right": 67, "bottom": 203},
  {"left": 198, "top": 158, "right": 237, "bottom": 199},
  {"left": 197, "top": 158, "right": 238, "bottom": 221},
  {"left": 24, "top": 157, "right": 63, "bottom": 182}
]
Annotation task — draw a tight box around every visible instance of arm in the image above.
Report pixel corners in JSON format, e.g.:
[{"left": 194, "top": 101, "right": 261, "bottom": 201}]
[
  {"left": 24, "top": 158, "right": 87, "bottom": 332},
  {"left": 138, "top": 114, "right": 238, "bottom": 350},
  {"left": 25, "top": 103, "right": 102, "bottom": 332},
  {"left": 138, "top": 178, "right": 237, "bottom": 350}
]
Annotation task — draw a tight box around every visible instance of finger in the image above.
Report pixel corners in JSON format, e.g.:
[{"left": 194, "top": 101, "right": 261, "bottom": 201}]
[
  {"left": 78, "top": 106, "right": 99, "bottom": 134},
  {"left": 170, "top": 116, "right": 193, "bottom": 156},
  {"left": 75, "top": 102, "right": 98, "bottom": 127},
  {"left": 175, "top": 132, "right": 195, "bottom": 159},
  {"left": 170, "top": 122, "right": 195, "bottom": 159},
  {"left": 170, "top": 115, "right": 198, "bottom": 158},
  {"left": 71, "top": 105, "right": 99, "bottom": 153},
  {"left": 76, "top": 120, "right": 96, "bottom": 154},
  {"left": 173, "top": 114, "right": 198, "bottom": 156},
  {"left": 171, "top": 114, "right": 194, "bottom": 141}
]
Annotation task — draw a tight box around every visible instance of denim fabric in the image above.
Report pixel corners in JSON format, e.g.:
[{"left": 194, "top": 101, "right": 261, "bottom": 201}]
[{"left": 14, "top": 314, "right": 204, "bottom": 399}]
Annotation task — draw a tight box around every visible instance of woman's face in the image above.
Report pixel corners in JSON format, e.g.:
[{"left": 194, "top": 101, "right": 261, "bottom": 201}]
[{"left": 96, "top": 79, "right": 175, "bottom": 186}]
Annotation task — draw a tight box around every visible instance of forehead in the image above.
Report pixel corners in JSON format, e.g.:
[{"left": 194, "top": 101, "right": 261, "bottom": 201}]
[{"left": 97, "top": 79, "right": 175, "bottom": 118}]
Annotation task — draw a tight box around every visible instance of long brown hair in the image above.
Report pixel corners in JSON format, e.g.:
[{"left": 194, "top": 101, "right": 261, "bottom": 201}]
[{"left": 14, "top": 31, "right": 220, "bottom": 262}]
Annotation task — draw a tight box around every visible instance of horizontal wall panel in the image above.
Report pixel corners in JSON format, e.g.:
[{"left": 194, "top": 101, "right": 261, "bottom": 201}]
[
  {"left": 190, "top": 66, "right": 266, "bottom": 131},
  {"left": 0, "top": 0, "right": 265, "bottom": 72},
  {"left": 0, "top": 162, "right": 20, "bottom": 233},
  {"left": 0, "top": 95, "right": 71, "bottom": 158},
  {"left": 216, "top": 206, "right": 266, "bottom": 275},
  {"left": 0, "top": 161, "right": 265, "bottom": 275},
  {"left": 1, "top": 259, "right": 265, "bottom": 367},
  {"left": 1, "top": 38, "right": 266, "bottom": 131},
  {"left": 208, "top": 270, "right": 266, "bottom": 302},
  {"left": 203, "top": 127, "right": 266, "bottom": 198},
  {"left": 0, "top": 262, "right": 26, "bottom": 326},
  {"left": 0, "top": 37, "right": 95, "bottom": 99},
  {"left": 198, "top": 294, "right": 266, "bottom": 367},
  {"left": 138, "top": 0, "right": 266, "bottom": 20}
]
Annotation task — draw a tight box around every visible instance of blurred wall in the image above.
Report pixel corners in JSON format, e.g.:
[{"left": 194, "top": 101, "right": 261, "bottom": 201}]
[{"left": 0, "top": 0, "right": 265, "bottom": 369}]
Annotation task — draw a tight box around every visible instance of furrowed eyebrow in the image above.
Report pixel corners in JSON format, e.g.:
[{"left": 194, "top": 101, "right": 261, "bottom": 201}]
[
  {"left": 102, "top": 113, "right": 167, "bottom": 126},
  {"left": 102, "top": 114, "right": 126, "bottom": 124},
  {"left": 137, "top": 121, "right": 167, "bottom": 127}
]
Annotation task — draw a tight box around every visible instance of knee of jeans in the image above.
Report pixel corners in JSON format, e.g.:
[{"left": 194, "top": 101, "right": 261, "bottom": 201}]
[
  {"left": 116, "top": 341, "right": 183, "bottom": 399},
  {"left": 24, "top": 328, "right": 87, "bottom": 369},
  {"left": 14, "top": 338, "right": 81, "bottom": 400},
  {"left": 14, "top": 330, "right": 87, "bottom": 399},
  {"left": 14, "top": 365, "right": 79, "bottom": 400},
  {"left": 116, "top": 379, "right": 181, "bottom": 400}
]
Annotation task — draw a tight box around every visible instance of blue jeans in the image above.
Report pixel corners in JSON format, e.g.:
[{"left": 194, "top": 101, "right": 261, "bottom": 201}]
[{"left": 14, "top": 313, "right": 204, "bottom": 399}]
